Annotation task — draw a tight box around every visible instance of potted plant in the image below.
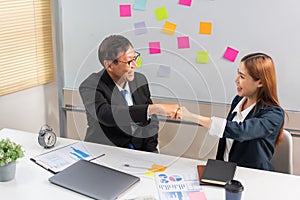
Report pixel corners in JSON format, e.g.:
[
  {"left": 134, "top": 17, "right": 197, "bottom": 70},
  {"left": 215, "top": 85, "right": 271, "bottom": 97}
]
[{"left": 0, "top": 138, "right": 24, "bottom": 182}]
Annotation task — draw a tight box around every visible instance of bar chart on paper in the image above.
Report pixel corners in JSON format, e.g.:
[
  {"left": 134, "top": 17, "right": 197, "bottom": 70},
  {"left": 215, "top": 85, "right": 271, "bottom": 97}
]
[{"left": 30, "top": 142, "right": 102, "bottom": 173}]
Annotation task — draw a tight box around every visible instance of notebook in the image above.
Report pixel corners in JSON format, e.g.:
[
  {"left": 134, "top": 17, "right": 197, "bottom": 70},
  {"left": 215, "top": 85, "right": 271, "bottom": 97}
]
[
  {"left": 49, "top": 160, "right": 140, "bottom": 200},
  {"left": 198, "top": 159, "right": 237, "bottom": 186}
]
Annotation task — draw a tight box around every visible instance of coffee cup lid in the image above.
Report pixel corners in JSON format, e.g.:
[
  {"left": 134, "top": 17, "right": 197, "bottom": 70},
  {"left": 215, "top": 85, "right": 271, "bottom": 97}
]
[{"left": 225, "top": 180, "right": 244, "bottom": 193}]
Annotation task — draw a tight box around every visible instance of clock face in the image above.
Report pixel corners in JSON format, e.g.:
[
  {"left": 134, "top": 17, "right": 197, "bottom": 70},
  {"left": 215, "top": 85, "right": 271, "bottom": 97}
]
[
  {"left": 38, "top": 125, "right": 57, "bottom": 148},
  {"left": 43, "top": 132, "right": 56, "bottom": 147}
]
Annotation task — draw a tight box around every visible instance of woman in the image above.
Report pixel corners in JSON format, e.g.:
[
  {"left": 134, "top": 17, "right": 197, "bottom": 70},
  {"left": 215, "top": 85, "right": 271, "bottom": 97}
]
[{"left": 176, "top": 53, "right": 285, "bottom": 171}]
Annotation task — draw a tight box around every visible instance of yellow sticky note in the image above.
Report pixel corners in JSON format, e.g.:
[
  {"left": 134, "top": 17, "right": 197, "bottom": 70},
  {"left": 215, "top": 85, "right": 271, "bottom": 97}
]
[
  {"left": 154, "top": 6, "right": 168, "bottom": 21},
  {"left": 144, "top": 164, "right": 167, "bottom": 177},
  {"left": 137, "top": 56, "right": 142, "bottom": 68},
  {"left": 199, "top": 22, "right": 212, "bottom": 35},
  {"left": 197, "top": 51, "right": 209, "bottom": 63},
  {"left": 144, "top": 170, "right": 155, "bottom": 177},
  {"left": 162, "top": 21, "right": 177, "bottom": 35}
]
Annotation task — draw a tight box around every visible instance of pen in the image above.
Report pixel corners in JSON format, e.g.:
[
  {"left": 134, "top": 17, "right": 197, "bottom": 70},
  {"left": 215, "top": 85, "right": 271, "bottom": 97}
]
[
  {"left": 124, "top": 164, "right": 149, "bottom": 170},
  {"left": 88, "top": 153, "right": 106, "bottom": 161}
]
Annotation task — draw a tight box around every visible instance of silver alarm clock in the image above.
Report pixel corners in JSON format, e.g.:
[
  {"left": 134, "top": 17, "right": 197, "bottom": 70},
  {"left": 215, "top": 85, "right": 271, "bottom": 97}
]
[{"left": 38, "top": 125, "right": 57, "bottom": 148}]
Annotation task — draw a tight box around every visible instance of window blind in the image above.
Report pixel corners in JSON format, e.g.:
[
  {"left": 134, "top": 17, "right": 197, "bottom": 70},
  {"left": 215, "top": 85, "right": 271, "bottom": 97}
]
[{"left": 0, "top": 0, "right": 54, "bottom": 96}]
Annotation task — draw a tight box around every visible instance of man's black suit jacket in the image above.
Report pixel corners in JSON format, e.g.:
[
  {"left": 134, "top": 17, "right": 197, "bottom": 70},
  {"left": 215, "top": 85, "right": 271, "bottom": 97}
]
[{"left": 79, "top": 69, "right": 159, "bottom": 152}]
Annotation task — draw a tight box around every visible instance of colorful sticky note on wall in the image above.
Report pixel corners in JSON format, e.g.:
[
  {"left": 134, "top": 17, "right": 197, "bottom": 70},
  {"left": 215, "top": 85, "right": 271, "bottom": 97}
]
[
  {"left": 157, "top": 65, "right": 171, "bottom": 77},
  {"left": 120, "top": 5, "right": 131, "bottom": 17},
  {"left": 197, "top": 51, "right": 209, "bottom": 63},
  {"left": 162, "top": 21, "right": 176, "bottom": 35},
  {"left": 133, "top": 0, "right": 147, "bottom": 10},
  {"left": 223, "top": 47, "right": 239, "bottom": 62},
  {"left": 177, "top": 36, "right": 190, "bottom": 49},
  {"left": 179, "top": 0, "right": 192, "bottom": 7},
  {"left": 137, "top": 56, "right": 143, "bottom": 68},
  {"left": 149, "top": 42, "right": 161, "bottom": 54},
  {"left": 199, "top": 22, "right": 212, "bottom": 35},
  {"left": 154, "top": 6, "right": 168, "bottom": 21},
  {"left": 134, "top": 21, "right": 147, "bottom": 35}
]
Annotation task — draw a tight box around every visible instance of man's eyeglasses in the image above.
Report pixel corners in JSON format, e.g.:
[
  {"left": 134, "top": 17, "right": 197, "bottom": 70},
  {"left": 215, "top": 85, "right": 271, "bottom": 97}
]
[{"left": 113, "top": 51, "right": 140, "bottom": 66}]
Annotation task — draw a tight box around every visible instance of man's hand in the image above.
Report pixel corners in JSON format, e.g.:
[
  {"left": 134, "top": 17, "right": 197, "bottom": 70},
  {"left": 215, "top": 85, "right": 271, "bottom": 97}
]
[{"left": 148, "top": 104, "right": 179, "bottom": 118}]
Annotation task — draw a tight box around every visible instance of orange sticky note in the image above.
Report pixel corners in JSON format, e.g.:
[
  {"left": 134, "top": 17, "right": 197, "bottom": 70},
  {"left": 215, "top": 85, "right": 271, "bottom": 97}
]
[
  {"left": 150, "top": 164, "right": 167, "bottom": 172},
  {"left": 162, "top": 21, "right": 177, "bottom": 35},
  {"left": 199, "top": 22, "right": 212, "bottom": 35}
]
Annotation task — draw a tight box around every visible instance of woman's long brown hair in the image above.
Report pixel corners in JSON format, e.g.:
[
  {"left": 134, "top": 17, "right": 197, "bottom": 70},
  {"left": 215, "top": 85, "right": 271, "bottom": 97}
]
[{"left": 241, "top": 53, "right": 284, "bottom": 146}]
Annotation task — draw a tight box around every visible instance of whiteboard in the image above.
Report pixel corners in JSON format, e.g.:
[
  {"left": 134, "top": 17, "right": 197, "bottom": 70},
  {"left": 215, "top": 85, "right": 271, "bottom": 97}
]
[{"left": 58, "top": 0, "right": 300, "bottom": 111}]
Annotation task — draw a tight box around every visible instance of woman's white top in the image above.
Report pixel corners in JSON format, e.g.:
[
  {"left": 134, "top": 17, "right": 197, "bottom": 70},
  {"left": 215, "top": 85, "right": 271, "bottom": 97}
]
[{"left": 208, "top": 97, "right": 256, "bottom": 161}]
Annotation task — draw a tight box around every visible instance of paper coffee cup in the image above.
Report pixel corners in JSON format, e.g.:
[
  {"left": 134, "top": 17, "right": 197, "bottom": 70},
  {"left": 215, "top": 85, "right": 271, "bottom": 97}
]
[{"left": 225, "top": 180, "right": 244, "bottom": 200}]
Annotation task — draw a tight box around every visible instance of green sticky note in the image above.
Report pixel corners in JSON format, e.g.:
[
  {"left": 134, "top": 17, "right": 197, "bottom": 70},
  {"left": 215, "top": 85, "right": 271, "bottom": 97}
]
[
  {"left": 154, "top": 6, "right": 168, "bottom": 21},
  {"left": 197, "top": 51, "right": 209, "bottom": 63},
  {"left": 137, "top": 56, "right": 142, "bottom": 68}
]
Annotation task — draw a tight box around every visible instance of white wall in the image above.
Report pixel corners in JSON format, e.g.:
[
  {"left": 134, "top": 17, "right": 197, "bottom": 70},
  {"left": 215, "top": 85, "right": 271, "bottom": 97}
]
[{"left": 0, "top": 82, "right": 59, "bottom": 135}]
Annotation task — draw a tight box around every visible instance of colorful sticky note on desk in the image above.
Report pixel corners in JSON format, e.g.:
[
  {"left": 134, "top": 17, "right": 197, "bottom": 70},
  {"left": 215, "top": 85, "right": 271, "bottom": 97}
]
[
  {"left": 120, "top": 5, "right": 131, "bottom": 17},
  {"left": 223, "top": 46, "right": 239, "bottom": 62},
  {"left": 177, "top": 36, "right": 190, "bottom": 49},
  {"left": 144, "top": 163, "right": 167, "bottom": 176},
  {"left": 151, "top": 164, "right": 167, "bottom": 172},
  {"left": 187, "top": 191, "right": 207, "bottom": 200},
  {"left": 162, "top": 21, "right": 177, "bottom": 35},
  {"left": 149, "top": 42, "right": 161, "bottom": 54},
  {"left": 199, "top": 22, "right": 212, "bottom": 35},
  {"left": 133, "top": 0, "right": 147, "bottom": 10},
  {"left": 154, "top": 6, "right": 168, "bottom": 21}
]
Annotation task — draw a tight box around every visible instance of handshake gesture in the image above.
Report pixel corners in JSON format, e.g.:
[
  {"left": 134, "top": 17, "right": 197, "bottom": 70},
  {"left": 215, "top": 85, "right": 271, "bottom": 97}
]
[
  {"left": 148, "top": 104, "right": 195, "bottom": 121},
  {"left": 149, "top": 104, "right": 209, "bottom": 127}
]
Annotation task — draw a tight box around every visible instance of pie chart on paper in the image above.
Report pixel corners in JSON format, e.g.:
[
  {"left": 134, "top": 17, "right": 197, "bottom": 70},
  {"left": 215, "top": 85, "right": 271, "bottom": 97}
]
[{"left": 169, "top": 175, "right": 182, "bottom": 182}]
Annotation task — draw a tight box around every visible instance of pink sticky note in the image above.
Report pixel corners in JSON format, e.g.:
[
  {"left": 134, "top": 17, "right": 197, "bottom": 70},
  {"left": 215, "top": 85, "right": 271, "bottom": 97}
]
[
  {"left": 223, "top": 47, "right": 239, "bottom": 62},
  {"left": 149, "top": 42, "right": 161, "bottom": 54},
  {"left": 177, "top": 36, "right": 190, "bottom": 49},
  {"left": 120, "top": 5, "right": 131, "bottom": 17},
  {"left": 179, "top": 0, "right": 192, "bottom": 6},
  {"left": 187, "top": 191, "right": 207, "bottom": 200}
]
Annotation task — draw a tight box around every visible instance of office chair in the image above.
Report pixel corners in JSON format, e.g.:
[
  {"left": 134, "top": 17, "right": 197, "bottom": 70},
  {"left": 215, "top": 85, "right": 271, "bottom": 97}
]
[{"left": 271, "top": 130, "right": 293, "bottom": 174}]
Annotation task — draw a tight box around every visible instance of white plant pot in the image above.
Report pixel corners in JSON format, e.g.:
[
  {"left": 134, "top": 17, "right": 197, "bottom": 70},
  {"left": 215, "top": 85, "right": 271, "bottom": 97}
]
[{"left": 0, "top": 161, "right": 16, "bottom": 182}]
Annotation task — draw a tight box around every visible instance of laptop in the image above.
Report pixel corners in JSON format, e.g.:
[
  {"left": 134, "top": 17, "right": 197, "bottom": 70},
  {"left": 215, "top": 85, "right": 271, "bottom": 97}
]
[{"left": 49, "top": 160, "right": 140, "bottom": 200}]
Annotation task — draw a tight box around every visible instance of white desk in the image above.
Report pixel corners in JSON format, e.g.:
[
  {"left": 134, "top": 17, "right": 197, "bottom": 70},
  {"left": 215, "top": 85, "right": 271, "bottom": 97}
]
[{"left": 1, "top": 128, "right": 300, "bottom": 200}]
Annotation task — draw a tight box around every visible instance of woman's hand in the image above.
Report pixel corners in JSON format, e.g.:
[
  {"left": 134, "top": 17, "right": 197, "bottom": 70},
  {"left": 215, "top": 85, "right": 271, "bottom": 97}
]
[
  {"left": 175, "top": 107, "right": 211, "bottom": 128},
  {"left": 175, "top": 107, "right": 196, "bottom": 122}
]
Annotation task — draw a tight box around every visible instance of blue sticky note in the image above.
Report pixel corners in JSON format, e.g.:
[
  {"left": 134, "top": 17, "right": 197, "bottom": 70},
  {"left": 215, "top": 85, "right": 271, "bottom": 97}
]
[{"left": 133, "top": 0, "right": 147, "bottom": 10}]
